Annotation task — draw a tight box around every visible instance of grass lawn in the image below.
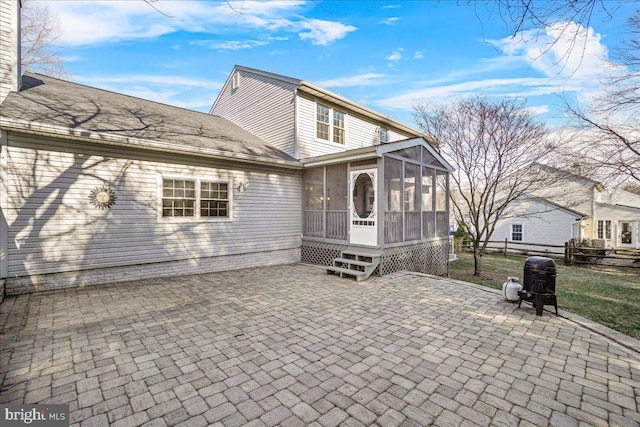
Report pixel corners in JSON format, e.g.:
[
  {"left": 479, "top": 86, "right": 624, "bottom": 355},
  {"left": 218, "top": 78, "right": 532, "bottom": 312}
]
[{"left": 448, "top": 252, "right": 640, "bottom": 340}]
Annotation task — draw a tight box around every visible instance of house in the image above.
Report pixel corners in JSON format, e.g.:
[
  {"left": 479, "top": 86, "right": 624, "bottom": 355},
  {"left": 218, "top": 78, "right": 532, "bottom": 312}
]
[
  {"left": 0, "top": 0, "right": 452, "bottom": 295},
  {"left": 488, "top": 165, "right": 640, "bottom": 252},
  {"left": 212, "top": 66, "right": 454, "bottom": 278}
]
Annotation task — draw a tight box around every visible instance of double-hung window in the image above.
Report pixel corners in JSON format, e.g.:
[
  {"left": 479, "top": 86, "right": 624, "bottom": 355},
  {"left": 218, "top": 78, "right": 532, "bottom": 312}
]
[
  {"left": 160, "top": 177, "right": 232, "bottom": 221},
  {"left": 333, "top": 110, "right": 345, "bottom": 144},
  {"left": 511, "top": 223, "right": 523, "bottom": 241},
  {"left": 316, "top": 104, "right": 330, "bottom": 140},
  {"left": 316, "top": 103, "right": 346, "bottom": 144},
  {"left": 597, "top": 220, "right": 612, "bottom": 240}
]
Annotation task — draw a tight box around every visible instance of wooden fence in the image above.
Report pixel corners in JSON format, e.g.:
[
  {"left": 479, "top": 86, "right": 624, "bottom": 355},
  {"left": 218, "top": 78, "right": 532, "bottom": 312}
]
[
  {"left": 564, "top": 241, "right": 640, "bottom": 269},
  {"left": 481, "top": 239, "right": 565, "bottom": 257},
  {"left": 459, "top": 238, "right": 640, "bottom": 270}
]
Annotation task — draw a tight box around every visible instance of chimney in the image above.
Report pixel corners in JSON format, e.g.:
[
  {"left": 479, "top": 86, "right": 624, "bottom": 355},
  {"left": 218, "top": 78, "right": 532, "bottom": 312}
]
[{"left": 0, "top": 0, "right": 22, "bottom": 104}]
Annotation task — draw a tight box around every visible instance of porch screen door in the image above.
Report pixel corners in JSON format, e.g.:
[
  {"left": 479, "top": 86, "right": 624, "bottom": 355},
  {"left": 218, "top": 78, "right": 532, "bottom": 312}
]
[{"left": 349, "top": 169, "right": 377, "bottom": 246}]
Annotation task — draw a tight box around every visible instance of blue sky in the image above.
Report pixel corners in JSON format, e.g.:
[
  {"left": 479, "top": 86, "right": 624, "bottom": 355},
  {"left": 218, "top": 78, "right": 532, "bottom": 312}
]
[{"left": 42, "top": 0, "right": 638, "bottom": 129}]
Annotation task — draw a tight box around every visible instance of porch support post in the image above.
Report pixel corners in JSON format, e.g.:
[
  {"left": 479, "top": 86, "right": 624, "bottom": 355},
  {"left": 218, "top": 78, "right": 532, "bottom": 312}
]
[
  {"left": 432, "top": 169, "right": 437, "bottom": 239},
  {"left": 322, "top": 166, "right": 327, "bottom": 239},
  {"left": 401, "top": 159, "right": 405, "bottom": 243},
  {"left": 377, "top": 156, "right": 385, "bottom": 249}
]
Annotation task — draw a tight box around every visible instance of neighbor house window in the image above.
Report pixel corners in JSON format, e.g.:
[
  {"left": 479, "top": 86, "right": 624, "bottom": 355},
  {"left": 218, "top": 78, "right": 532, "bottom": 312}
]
[
  {"left": 232, "top": 72, "right": 240, "bottom": 89},
  {"left": 316, "top": 103, "right": 346, "bottom": 144},
  {"left": 597, "top": 220, "right": 612, "bottom": 240},
  {"left": 160, "top": 177, "right": 231, "bottom": 221},
  {"left": 511, "top": 223, "right": 523, "bottom": 241},
  {"left": 379, "top": 127, "right": 389, "bottom": 144}
]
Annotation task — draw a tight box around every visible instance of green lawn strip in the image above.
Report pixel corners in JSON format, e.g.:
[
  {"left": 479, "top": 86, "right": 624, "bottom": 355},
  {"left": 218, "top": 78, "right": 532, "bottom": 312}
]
[{"left": 448, "top": 253, "right": 640, "bottom": 340}]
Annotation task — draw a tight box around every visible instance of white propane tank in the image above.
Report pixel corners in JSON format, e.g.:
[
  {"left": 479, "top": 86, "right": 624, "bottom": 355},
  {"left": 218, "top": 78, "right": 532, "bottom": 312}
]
[{"left": 502, "top": 276, "right": 522, "bottom": 302}]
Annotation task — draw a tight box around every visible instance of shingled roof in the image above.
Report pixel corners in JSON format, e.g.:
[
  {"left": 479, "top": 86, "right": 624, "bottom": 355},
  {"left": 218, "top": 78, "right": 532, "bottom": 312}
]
[{"left": 0, "top": 73, "right": 300, "bottom": 168}]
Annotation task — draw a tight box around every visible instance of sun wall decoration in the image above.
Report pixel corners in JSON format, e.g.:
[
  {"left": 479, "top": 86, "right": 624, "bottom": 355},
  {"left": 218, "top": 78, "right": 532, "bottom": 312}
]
[{"left": 89, "top": 185, "right": 117, "bottom": 210}]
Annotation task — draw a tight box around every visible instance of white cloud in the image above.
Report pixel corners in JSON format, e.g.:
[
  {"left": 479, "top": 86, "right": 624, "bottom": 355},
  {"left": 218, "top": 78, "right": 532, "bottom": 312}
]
[
  {"left": 316, "top": 73, "right": 386, "bottom": 88},
  {"left": 47, "top": 0, "right": 354, "bottom": 48},
  {"left": 381, "top": 17, "right": 399, "bottom": 25},
  {"left": 524, "top": 105, "right": 550, "bottom": 116},
  {"left": 75, "top": 74, "right": 223, "bottom": 90},
  {"left": 413, "top": 51, "right": 424, "bottom": 59},
  {"left": 298, "top": 19, "right": 357, "bottom": 45},
  {"left": 386, "top": 49, "right": 403, "bottom": 62},
  {"left": 72, "top": 73, "right": 223, "bottom": 111},
  {"left": 190, "top": 39, "right": 270, "bottom": 51},
  {"left": 376, "top": 77, "right": 558, "bottom": 110},
  {"left": 488, "top": 22, "right": 624, "bottom": 101},
  {"left": 377, "top": 21, "right": 623, "bottom": 117}
]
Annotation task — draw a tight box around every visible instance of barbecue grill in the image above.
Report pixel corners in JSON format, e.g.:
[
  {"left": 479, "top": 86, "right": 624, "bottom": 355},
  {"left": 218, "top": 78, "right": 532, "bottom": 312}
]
[{"left": 517, "top": 256, "right": 558, "bottom": 316}]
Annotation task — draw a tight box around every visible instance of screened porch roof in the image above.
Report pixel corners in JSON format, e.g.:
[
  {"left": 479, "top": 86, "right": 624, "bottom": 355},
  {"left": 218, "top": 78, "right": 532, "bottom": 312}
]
[{"left": 300, "top": 137, "right": 454, "bottom": 172}]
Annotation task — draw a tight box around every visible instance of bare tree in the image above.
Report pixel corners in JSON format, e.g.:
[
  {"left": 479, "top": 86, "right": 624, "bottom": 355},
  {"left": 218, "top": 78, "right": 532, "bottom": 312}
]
[
  {"left": 563, "top": 9, "right": 640, "bottom": 185},
  {"left": 414, "top": 96, "right": 553, "bottom": 276},
  {"left": 21, "top": 0, "right": 64, "bottom": 76},
  {"left": 468, "top": 1, "right": 639, "bottom": 185}
]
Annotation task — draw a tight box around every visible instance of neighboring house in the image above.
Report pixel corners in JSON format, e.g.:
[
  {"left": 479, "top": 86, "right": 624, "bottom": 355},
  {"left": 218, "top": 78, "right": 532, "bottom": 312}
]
[
  {"left": 488, "top": 196, "right": 586, "bottom": 255},
  {"left": 489, "top": 164, "right": 640, "bottom": 252},
  {"left": 0, "top": 1, "right": 452, "bottom": 295}
]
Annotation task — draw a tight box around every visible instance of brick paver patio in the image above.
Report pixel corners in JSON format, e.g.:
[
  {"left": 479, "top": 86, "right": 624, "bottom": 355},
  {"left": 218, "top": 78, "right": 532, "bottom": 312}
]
[{"left": 1, "top": 264, "right": 639, "bottom": 427}]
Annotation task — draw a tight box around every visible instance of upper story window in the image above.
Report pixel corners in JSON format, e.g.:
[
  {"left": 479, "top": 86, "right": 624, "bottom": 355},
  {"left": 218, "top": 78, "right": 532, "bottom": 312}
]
[
  {"left": 316, "top": 103, "right": 346, "bottom": 144},
  {"left": 317, "top": 104, "right": 330, "bottom": 140},
  {"left": 379, "top": 127, "right": 389, "bottom": 144},
  {"left": 232, "top": 72, "right": 240, "bottom": 89},
  {"left": 160, "top": 176, "right": 232, "bottom": 222},
  {"left": 333, "top": 111, "right": 345, "bottom": 144}
]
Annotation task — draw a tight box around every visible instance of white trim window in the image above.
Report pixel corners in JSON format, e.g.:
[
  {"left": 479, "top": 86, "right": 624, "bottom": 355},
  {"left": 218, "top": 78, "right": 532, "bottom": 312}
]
[
  {"left": 511, "top": 223, "right": 523, "bottom": 241},
  {"left": 316, "top": 103, "right": 346, "bottom": 144},
  {"left": 232, "top": 72, "right": 240, "bottom": 89},
  {"left": 379, "top": 127, "right": 389, "bottom": 144},
  {"left": 333, "top": 110, "right": 345, "bottom": 144},
  {"left": 597, "top": 220, "right": 612, "bottom": 240},
  {"left": 159, "top": 176, "right": 232, "bottom": 222}
]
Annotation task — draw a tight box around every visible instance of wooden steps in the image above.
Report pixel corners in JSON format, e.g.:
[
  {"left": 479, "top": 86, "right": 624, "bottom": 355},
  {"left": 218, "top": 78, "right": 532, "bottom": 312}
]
[{"left": 327, "top": 249, "right": 381, "bottom": 281}]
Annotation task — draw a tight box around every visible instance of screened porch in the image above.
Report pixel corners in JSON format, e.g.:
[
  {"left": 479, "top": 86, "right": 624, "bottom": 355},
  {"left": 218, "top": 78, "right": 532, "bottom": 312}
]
[{"left": 302, "top": 139, "right": 451, "bottom": 247}]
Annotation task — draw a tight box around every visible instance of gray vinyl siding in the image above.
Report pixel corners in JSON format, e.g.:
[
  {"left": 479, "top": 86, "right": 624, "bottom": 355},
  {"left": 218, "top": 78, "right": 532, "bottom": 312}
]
[
  {"left": 3, "top": 132, "right": 302, "bottom": 278},
  {"left": 0, "top": 0, "right": 20, "bottom": 103},
  {"left": 296, "top": 95, "right": 415, "bottom": 159},
  {"left": 212, "top": 69, "right": 297, "bottom": 157}
]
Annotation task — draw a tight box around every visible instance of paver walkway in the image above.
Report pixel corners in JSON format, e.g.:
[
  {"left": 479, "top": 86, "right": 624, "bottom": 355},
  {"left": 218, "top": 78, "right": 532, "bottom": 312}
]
[{"left": 1, "top": 264, "right": 639, "bottom": 427}]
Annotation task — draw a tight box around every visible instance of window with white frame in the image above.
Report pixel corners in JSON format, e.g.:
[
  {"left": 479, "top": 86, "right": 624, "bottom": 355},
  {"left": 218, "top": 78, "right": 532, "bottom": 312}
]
[
  {"left": 379, "top": 127, "right": 389, "bottom": 144},
  {"left": 333, "top": 110, "right": 345, "bottom": 144},
  {"left": 316, "top": 103, "right": 346, "bottom": 144},
  {"left": 160, "top": 177, "right": 231, "bottom": 221},
  {"left": 232, "top": 72, "right": 240, "bottom": 89},
  {"left": 511, "top": 223, "right": 523, "bottom": 241},
  {"left": 316, "top": 104, "right": 330, "bottom": 140},
  {"left": 597, "top": 220, "right": 612, "bottom": 240}
]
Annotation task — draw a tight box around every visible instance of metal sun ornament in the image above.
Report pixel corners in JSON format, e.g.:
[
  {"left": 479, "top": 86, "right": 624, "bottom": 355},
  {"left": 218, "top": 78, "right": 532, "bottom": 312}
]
[{"left": 89, "top": 185, "right": 117, "bottom": 210}]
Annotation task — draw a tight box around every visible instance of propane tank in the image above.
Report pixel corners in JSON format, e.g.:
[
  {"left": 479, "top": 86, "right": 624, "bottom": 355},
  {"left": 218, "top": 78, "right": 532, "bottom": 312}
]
[{"left": 502, "top": 276, "right": 522, "bottom": 302}]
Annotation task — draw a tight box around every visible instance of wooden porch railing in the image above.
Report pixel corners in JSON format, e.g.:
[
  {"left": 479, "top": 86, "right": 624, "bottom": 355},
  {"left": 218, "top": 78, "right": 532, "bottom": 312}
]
[
  {"left": 304, "top": 210, "right": 348, "bottom": 241},
  {"left": 307, "top": 209, "right": 449, "bottom": 244},
  {"left": 327, "top": 210, "right": 348, "bottom": 240}
]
